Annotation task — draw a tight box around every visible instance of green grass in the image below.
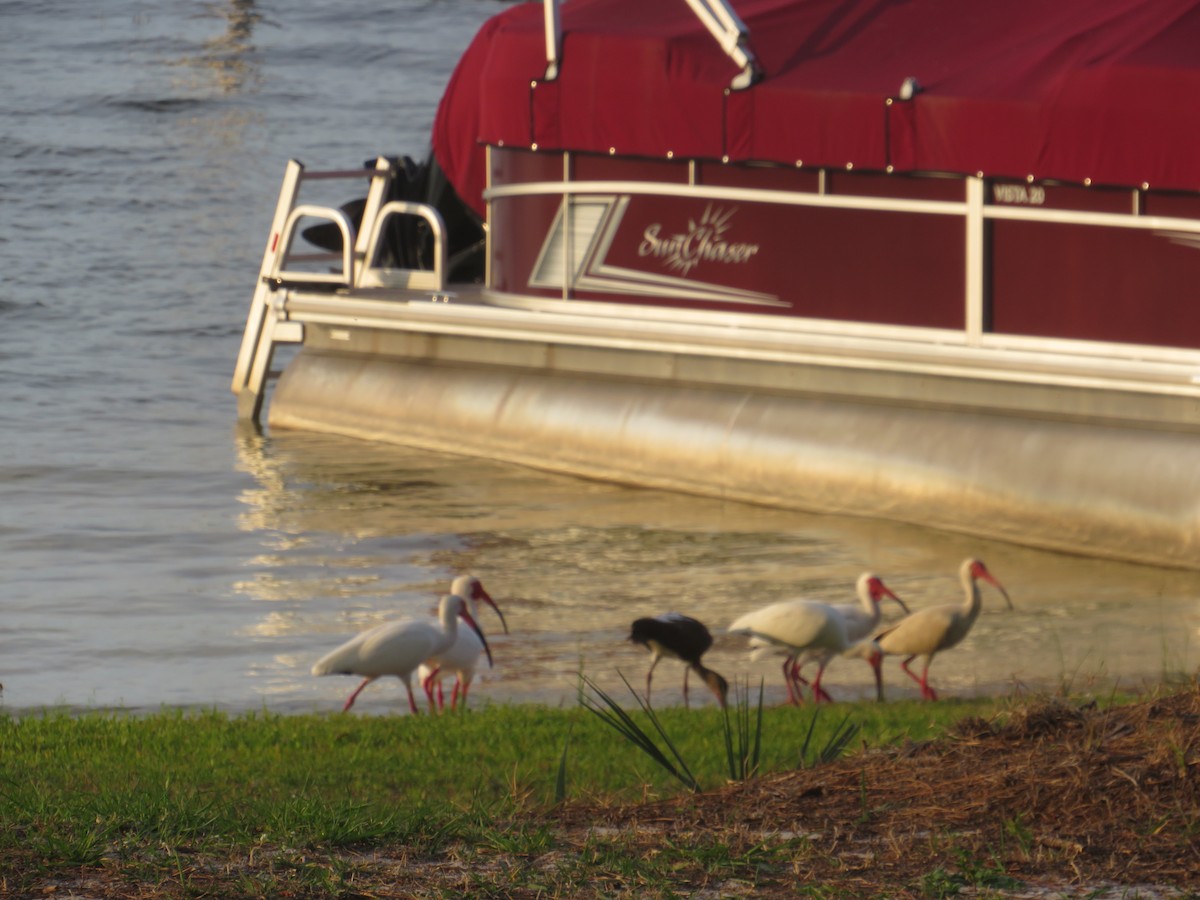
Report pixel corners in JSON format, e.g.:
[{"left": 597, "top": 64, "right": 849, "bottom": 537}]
[
  {"left": 0, "top": 696, "right": 1027, "bottom": 895},
  {"left": 3, "top": 699, "right": 1003, "bottom": 812}
]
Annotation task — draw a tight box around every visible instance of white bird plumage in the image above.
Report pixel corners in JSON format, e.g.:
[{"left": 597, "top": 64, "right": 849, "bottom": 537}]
[
  {"left": 417, "top": 575, "right": 508, "bottom": 711},
  {"left": 312, "top": 592, "right": 493, "bottom": 714},
  {"left": 873, "top": 557, "right": 1012, "bottom": 700},
  {"left": 730, "top": 573, "right": 906, "bottom": 704}
]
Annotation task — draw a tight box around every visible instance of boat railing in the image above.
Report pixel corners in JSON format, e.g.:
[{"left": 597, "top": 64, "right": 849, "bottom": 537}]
[
  {"left": 358, "top": 201, "right": 447, "bottom": 291},
  {"left": 271, "top": 204, "right": 357, "bottom": 286},
  {"left": 484, "top": 171, "right": 1200, "bottom": 361},
  {"left": 232, "top": 157, "right": 449, "bottom": 423}
]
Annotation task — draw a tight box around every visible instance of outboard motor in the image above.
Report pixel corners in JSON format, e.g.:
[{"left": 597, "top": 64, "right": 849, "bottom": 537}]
[{"left": 302, "top": 154, "right": 485, "bottom": 283}]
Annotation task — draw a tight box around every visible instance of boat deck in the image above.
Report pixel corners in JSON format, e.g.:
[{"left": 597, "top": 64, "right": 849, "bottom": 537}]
[{"left": 283, "top": 281, "right": 1200, "bottom": 433}]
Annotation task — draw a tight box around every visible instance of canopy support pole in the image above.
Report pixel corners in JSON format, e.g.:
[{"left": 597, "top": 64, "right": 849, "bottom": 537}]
[
  {"left": 543, "top": 0, "right": 561, "bottom": 81},
  {"left": 540, "top": 0, "right": 760, "bottom": 89},
  {"left": 681, "top": 0, "right": 761, "bottom": 90}
]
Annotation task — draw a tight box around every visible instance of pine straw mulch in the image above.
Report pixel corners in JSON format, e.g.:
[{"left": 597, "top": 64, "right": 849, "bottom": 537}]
[{"left": 547, "top": 687, "right": 1200, "bottom": 896}]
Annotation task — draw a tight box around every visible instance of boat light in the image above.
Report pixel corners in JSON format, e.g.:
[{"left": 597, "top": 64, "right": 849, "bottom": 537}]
[{"left": 898, "top": 76, "right": 922, "bottom": 100}]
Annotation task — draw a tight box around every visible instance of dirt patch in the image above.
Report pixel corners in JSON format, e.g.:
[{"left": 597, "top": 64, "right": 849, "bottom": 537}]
[{"left": 549, "top": 689, "right": 1200, "bottom": 895}]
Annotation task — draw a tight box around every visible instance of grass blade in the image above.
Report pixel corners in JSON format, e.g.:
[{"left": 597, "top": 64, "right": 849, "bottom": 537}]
[
  {"left": 751, "top": 678, "right": 765, "bottom": 775},
  {"left": 799, "top": 705, "right": 821, "bottom": 767},
  {"left": 722, "top": 696, "right": 737, "bottom": 781},
  {"left": 798, "top": 707, "right": 861, "bottom": 768},
  {"left": 819, "top": 713, "right": 860, "bottom": 764},
  {"left": 554, "top": 721, "right": 573, "bottom": 804}
]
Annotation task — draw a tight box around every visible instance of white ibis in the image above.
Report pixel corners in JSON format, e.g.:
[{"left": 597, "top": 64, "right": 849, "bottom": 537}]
[
  {"left": 728, "top": 574, "right": 904, "bottom": 704},
  {"left": 751, "top": 573, "right": 909, "bottom": 702},
  {"left": 417, "top": 575, "right": 509, "bottom": 712},
  {"left": 311, "top": 592, "right": 492, "bottom": 714},
  {"left": 873, "top": 557, "right": 1012, "bottom": 700},
  {"left": 629, "top": 613, "right": 728, "bottom": 708}
]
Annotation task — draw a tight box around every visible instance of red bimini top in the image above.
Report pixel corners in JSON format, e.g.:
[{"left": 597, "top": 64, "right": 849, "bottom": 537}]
[{"left": 433, "top": 0, "right": 1200, "bottom": 217}]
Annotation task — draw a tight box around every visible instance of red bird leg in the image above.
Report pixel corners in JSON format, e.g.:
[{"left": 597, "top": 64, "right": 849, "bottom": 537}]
[
  {"left": 901, "top": 656, "right": 938, "bottom": 701},
  {"left": 422, "top": 667, "right": 443, "bottom": 713},
  {"left": 920, "top": 661, "right": 938, "bottom": 701},
  {"left": 789, "top": 659, "right": 811, "bottom": 703},
  {"left": 868, "top": 650, "right": 884, "bottom": 702},
  {"left": 422, "top": 669, "right": 437, "bottom": 706},
  {"left": 343, "top": 676, "right": 376, "bottom": 712},
  {"left": 781, "top": 657, "right": 799, "bottom": 705},
  {"left": 811, "top": 662, "right": 835, "bottom": 704}
]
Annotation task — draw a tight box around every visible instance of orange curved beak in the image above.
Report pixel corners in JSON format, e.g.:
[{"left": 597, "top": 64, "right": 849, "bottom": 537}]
[{"left": 474, "top": 583, "right": 509, "bottom": 634}]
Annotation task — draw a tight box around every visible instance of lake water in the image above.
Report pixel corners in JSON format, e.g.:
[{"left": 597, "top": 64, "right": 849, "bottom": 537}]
[{"left": 2, "top": 0, "right": 1198, "bottom": 717}]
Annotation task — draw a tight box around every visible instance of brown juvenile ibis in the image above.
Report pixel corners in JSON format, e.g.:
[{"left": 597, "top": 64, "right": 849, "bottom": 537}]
[{"left": 873, "top": 557, "right": 1012, "bottom": 700}]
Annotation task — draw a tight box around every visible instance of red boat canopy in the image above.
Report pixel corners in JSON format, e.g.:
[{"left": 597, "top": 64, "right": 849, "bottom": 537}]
[{"left": 433, "top": 0, "right": 1200, "bottom": 216}]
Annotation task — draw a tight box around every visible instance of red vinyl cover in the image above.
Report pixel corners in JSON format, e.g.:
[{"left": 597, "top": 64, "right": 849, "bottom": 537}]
[{"left": 433, "top": 0, "right": 1200, "bottom": 216}]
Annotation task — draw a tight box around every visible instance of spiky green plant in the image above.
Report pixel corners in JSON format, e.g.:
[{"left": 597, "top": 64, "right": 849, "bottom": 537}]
[
  {"left": 579, "top": 672, "right": 701, "bottom": 791},
  {"left": 580, "top": 671, "right": 861, "bottom": 793},
  {"left": 721, "top": 677, "right": 765, "bottom": 781}
]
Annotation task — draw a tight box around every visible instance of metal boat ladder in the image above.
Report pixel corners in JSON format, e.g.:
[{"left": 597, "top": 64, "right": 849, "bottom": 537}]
[{"left": 231, "top": 156, "right": 448, "bottom": 424}]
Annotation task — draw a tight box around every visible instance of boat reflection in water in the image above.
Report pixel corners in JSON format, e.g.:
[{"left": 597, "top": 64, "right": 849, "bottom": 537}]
[{"left": 233, "top": 428, "right": 1200, "bottom": 712}]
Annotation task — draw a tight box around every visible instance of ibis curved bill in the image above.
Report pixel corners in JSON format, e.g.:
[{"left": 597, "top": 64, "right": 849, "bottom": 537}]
[
  {"left": 312, "top": 592, "right": 492, "bottom": 714},
  {"left": 873, "top": 557, "right": 1012, "bottom": 701},
  {"left": 629, "top": 612, "right": 728, "bottom": 709},
  {"left": 417, "top": 575, "right": 508, "bottom": 712}
]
